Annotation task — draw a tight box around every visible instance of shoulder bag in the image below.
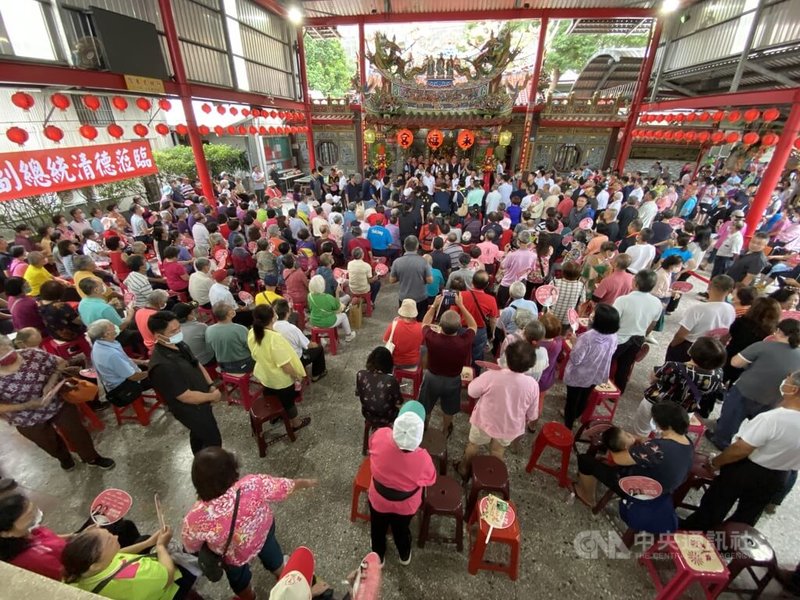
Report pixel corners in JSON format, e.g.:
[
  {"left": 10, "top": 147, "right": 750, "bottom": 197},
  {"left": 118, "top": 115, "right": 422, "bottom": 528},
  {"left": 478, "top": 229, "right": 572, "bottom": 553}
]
[
  {"left": 198, "top": 489, "right": 241, "bottom": 582},
  {"left": 385, "top": 318, "right": 399, "bottom": 353},
  {"left": 91, "top": 556, "right": 146, "bottom": 594}
]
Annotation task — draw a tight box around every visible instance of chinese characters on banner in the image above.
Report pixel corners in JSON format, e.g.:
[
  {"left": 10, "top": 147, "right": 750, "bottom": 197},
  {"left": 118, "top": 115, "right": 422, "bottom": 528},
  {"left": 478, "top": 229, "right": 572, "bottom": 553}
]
[{"left": 0, "top": 141, "right": 159, "bottom": 202}]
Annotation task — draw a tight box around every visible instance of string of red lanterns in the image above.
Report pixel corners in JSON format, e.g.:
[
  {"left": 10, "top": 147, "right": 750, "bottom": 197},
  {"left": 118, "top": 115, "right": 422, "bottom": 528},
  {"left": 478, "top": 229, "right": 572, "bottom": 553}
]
[
  {"left": 630, "top": 128, "right": 786, "bottom": 147},
  {"left": 639, "top": 108, "right": 781, "bottom": 124}
]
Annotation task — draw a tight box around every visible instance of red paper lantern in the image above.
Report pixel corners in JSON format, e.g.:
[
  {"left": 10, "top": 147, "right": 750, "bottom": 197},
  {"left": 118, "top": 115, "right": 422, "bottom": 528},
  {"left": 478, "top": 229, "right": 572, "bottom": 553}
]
[
  {"left": 50, "top": 93, "right": 70, "bottom": 110},
  {"left": 217, "top": 105, "right": 226, "bottom": 115},
  {"left": 79, "top": 124, "right": 98, "bottom": 140},
  {"left": 685, "top": 131, "right": 696, "bottom": 142},
  {"left": 198, "top": 125, "right": 210, "bottom": 136},
  {"left": 426, "top": 128, "right": 444, "bottom": 149},
  {"left": 687, "top": 113, "right": 697, "bottom": 122},
  {"left": 742, "top": 132, "right": 759, "bottom": 145},
  {"left": 230, "top": 107, "right": 239, "bottom": 116},
  {"left": 666, "top": 114, "right": 675, "bottom": 123},
  {"left": 278, "top": 111, "right": 286, "bottom": 119},
  {"left": 655, "top": 130, "right": 665, "bottom": 139},
  {"left": 11, "top": 91, "right": 34, "bottom": 110},
  {"left": 266, "top": 126, "right": 275, "bottom": 135},
  {"left": 6, "top": 126, "right": 28, "bottom": 145},
  {"left": 258, "top": 126, "right": 267, "bottom": 135},
  {"left": 712, "top": 111, "right": 724, "bottom": 121},
  {"left": 237, "top": 125, "right": 246, "bottom": 135},
  {"left": 664, "top": 130, "right": 674, "bottom": 140},
  {"left": 743, "top": 109, "right": 760, "bottom": 123},
  {"left": 248, "top": 125, "right": 257, "bottom": 134},
  {"left": 697, "top": 131, "right": 710, "bottom": 143},
  {"left": 136, "top": 98, "right": 152, "bottom": 111},
  {"left": 112, "top": 96, "right": 128, "bottom": 111},
  {"left": 699, "top": 112, "right": 711, "bottom": 122},
  {"left": 711, "top": 131, "right": 725, "bottom": 144},
  {"left": 132, "top": 124, "right": 148, "bottom": 138},
  {"left": 725, "top": 132, "right": 740, "bottom": 144},
  {"left": 107, "top": 124, "right": 124, "bottom": 139},
  {"left": 762, "top": 132, "right": 779, "bottom": 146},
  {"left": 763, "top": 108, "right": 780, "bottom": 122},
  {"left": 727, "top": 111, "right": 741, "bottom": 123},
  {"left": 82, "top": 95, "right": 101, "bottom": 111},
  {"left": 674, "top": 131, "right": 685, "bottom": 141},
  {"left": 252, "top": 109, "right": 262, "bottom": 118},
  {"left": 175, "top": 124, "right": 188, "bottom": 136},
  {"left": 241, "top": 109, "right": 250, "bottom": 117},
  {"left": 214, "top": 125, "right": 224, "bottom": 136},
  {"left": 270, "top": 110, "right": 278, "bottom": 119},
  {"left": 677, "top": 114, "right": 686, "bottom": 123},
  {"left": 155, "top": 123, "right": 170, "bottom": 136},
  {"left": 227, "top": 125, "right": 236, "bottom": 135},
  {"left": 201, "top": 103, "right": 212, "bottom": 114},
  {"left": 43, "top": 125, "right": 64, "bottom": 142},
  {"left": 158, "top": 98, "right": 172, "bottom": 111},
  {"left": 794, "top": 138, "right": 800, "bottom": 150}
]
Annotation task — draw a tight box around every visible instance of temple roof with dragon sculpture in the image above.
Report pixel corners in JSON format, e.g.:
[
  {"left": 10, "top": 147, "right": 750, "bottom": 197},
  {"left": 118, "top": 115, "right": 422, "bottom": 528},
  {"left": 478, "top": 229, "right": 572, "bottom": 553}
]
[{"left": 364, "top": 27, "right": 526, "bottom": 128}]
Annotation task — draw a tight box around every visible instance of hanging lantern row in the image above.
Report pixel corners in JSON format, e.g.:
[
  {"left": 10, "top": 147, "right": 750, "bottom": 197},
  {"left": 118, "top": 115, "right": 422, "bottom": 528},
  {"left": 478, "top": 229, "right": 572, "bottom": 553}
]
[
  {"left": 9, "top": 91, "right": 173, "bottom": 113},
  {"left": 198, "top": 104, "right": 305, "bottom": 122},
  {"left": 631, "top": 128, "right": 782, "bottom": 147},
  {"left": 457, "top": 129, "right": 475, "bottom": 150},
  {"left": 640, "top": 107, "right": 781, "bottom": 125}
]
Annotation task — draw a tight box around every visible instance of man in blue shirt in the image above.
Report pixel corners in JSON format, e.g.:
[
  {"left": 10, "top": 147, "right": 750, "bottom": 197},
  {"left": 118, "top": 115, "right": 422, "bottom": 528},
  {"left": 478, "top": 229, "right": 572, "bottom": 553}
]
[
  {"left": 88, "top": 319, "right": 150, "bottom": 400},
  {"left": 368, "top": 224, "right": 396, "bottom": 260}
]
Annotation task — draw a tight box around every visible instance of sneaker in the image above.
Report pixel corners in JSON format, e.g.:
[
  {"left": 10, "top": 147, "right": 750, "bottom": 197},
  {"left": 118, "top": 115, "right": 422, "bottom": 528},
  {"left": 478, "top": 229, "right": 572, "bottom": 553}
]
[
  {"left": 399, "top": 550, "right": 412, "bottom": 566},
  {"left": 60, "top": 458, "right": 76, "bottom": 472},
  {"left": 88, "top": 456, "right": 116, "bottom": 470},
  {"left": 345, "top": 332, "right": 357, "bottom": 342},
  {"left": 645, "top": 334, "right": 659, "bottom": 345}
]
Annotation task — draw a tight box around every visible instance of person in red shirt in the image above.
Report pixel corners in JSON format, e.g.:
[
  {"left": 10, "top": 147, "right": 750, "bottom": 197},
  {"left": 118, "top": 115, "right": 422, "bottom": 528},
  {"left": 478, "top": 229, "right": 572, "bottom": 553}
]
[
  {"left": 458, "top": 271, "right": 499, "bottom": 368},
  {"left": 347, "top": 235, "right": 372, "bottom": 262},
  {"left": 592, "top": 254, "right": 634, "bottom": 305},
  {"left": 383, "top": 300, "right": 424, "bottom": 369},
  {"left": 105, "top": 236, "right": 130, "bottom": 281},
  {"left": 557, "top": 195, "right": 574, "bottom": 220},
  {"left": 160, "top": 246, "right": 189, "bottom": 293}
]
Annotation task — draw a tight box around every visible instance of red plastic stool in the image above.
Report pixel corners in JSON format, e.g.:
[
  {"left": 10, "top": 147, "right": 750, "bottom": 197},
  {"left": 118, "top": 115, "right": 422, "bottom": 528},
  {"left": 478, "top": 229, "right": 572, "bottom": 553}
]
[
  {"left": 579, "top": 380, "right": 621, "bottom": 424},
  {"left": 311, "top": 327, "right": 339, "bottom": 355},
  {"left": 351, "top": 292, "right": 374, "bottom": 317},
  {"left": 394, "top": 364, "right": 423, "bottom": 400},
  {"left": 42, "top": 337, "right": 91, "bottom": 361},
  {"left": 249, "top": 395, "right": 296, "bottom": 458},
  {"left": 467, "top": 499, "right": 521, "bottom": 580},
  {"left": 350, "top": 458, "right": 372, "bottom": 522},
  {"left": 418, "top": 475, "right": 464, "bottom": 551},
  {"left": 362, "top": 420, "right": 377, "bottom": 456},
  {"left": 688, "top": 414, "right": 706, "bottom": 448},
  {"left": 112, "top": 390, "right": 164, "bottom": 426},
  {"left": 466, "top": 456, "right": 510, "bottom": 516},
  {"left": 292, "top": 303, "right": 307, "bottom": 331},
  {"left": 639, "top": 532, "right": 729, "bottom": 599},
  {"left": 672, "top": 452, "right": 717, "bottom": 510},
  {"left": 525, "top": 422, "right": 573, "bottom": 488},
  {"left": 713, "top": 522, "right": 777, "bottom": 597},
  {"left": 75, "top": 402, "right": 104, "bottom": 431},
  {"left": 557, "top": 337, "right": 573, "bottom": 380},
  {"left": 573, "top": 419, "right": 615, "bottom": 457},
  {"left": 420, "top": 429, "right": 448, "bottom": 476},
  {"left": 221, "top": 372, "right": 259, "bottom": 411}
]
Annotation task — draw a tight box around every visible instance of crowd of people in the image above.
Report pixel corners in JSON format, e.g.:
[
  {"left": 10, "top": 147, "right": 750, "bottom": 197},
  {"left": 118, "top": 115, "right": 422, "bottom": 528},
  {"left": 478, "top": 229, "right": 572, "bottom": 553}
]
[{"left": 1, "top": 155, "right": 800, "bottom": 597}]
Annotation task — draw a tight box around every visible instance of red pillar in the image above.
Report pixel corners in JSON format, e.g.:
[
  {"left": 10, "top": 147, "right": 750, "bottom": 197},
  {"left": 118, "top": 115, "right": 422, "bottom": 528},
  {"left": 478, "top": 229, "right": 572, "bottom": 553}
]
[
  {"left": 615, "top": 19, "right": 663, "bottom": 172},
  {"left": 520, "top": 16, "right": 548, "bottom": 171},
  {"left": 158, "top": 0, "right": 216, "bottom": 206},
  {"left": 358, "top": 20, "right": 368, "bottom": 169},
  {"left": 745, "top": 96, "right": 800, "bottom": 242},
  {"left": 295, "top": 28, "right": 316, "bottom": 171}
]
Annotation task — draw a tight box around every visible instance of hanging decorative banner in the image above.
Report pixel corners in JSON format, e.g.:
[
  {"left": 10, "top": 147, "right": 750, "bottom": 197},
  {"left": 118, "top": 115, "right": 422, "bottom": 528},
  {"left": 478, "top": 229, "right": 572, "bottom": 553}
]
[
  {"left": 0, "top": 140, "right": 158, "bottom": 202},
  {"left": 426, "top": 129, "right": 444, "bottom": 149},
  {"left": 457, "top": 129, "right": 475, "bottom": 150},
  {"left": 397, "top": 128, "right": 414, "bottom": 148}
]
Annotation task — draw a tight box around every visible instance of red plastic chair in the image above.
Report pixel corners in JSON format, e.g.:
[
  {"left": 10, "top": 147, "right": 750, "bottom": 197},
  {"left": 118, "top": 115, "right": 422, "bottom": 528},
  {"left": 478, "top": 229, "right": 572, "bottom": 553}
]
[
  {"left": 467, "top": 500, "right": 521, "bottom": 580},
  {"left": 394, "top": 364, "right": 423, "bottom": 400},
  {"left": 351, "top": 292, "right": 374, "bottom": 317},
  {"left": 579, "top": 380, "right": 621, "bottom": 424},
  {"left": 292, "top": 303, "right": 307, "bottom": 331},
  {"left": 197, "top": 306, "right": 216, "bottom": 324},
  {"left": 112, "top": 389, "right": 164, "bottom": 426},
  {"left": 42, "top": 337, "right": 91, "bottom": 362},
  {"left": 311, "top": 326, "right": 339, "bottom": 355},
  {"left": 350, "top": 458, "right": 372, "bottom": 522},
  {"left": 220, "top": 372, "right": 259, "bottom": 411},
  {"left": 525, "top": 422, "right": 573, "bottom": 488}
]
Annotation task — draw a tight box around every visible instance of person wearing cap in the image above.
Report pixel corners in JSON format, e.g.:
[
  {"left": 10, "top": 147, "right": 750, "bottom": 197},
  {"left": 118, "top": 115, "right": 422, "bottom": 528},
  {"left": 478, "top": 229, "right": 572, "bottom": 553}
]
[
  {"left": 383, "top": 299, "right": 424, "bottom": 371},
  {"left": 269, "top": 546, "right": 326, "bottom": 600},
  {"left": 174, "top": 302, "right": 215, "bottom": 367},
  {"left": 255, "top": 273, "right": 284, "bottom": 307},
  {"left": 182, "top": 448, "right": 317, "bottom": 600},
  {"left": 368, "top": 400, "right": 436, "bottom": 565}
]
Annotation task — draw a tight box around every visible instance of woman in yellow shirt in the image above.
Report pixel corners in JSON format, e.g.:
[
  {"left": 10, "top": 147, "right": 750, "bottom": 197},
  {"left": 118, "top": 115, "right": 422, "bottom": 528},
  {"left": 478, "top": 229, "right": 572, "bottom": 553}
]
[
  {"left": 247, "top": 304, "right": 310, "bottom": 432},
  {"left": 22, "top": 252, "right": 54, "bottom": 297}
]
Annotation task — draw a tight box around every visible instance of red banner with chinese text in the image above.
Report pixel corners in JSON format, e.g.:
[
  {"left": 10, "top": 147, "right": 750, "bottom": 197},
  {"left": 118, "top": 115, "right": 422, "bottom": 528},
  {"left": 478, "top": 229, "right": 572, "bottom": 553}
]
[{"left": 0, "top": 141, "right": 158, "bottom": 202}]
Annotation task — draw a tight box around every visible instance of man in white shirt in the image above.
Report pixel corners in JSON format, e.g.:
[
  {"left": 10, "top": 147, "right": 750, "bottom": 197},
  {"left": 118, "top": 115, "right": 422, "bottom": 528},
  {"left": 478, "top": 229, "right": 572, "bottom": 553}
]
[
  {"left": 497, "top": 175, "right": 513, "bottom": 206},
  {"left": 347, "top": 247, "right": 378, "bottom": 303},
  {"left": 595, "top": 186, "right": 610, "bottom": 211},
  {"left": 485, "top": 184, "right": 502, "bottom": 215},
  {"left": 188, "top": 258, "right": 214, "bottom": 307},
  {"left": 624, "top": 229, "right": 657, "bottom": 273},
  {"left": 130, "top": 204, "right": 151, "bottom": 242},
  {"left": 607, "top": 191, "right": 623, "bottom": 218},
  {"left": 666, "top": 274, "right": 735, "bottom": 362},
  {"left": 612, "top": 269, "right": 663, "bottom": 392},
  {"left": 191, "top": 215, "right": 210, "bottom": 255},
  {"left": 209, "top": 269, "right": 252, "bottom": 326},
  {"left": 637, "top": 191, "right": 658, "bottom": 228},
  {"left": 629, "top": 183, "right": 644, "bottom": 203},
  {"left": 251, "top": 165, "right": 266, "bottom": 202},
  {"left": 273, "top": 298, "right": 327, "bottom": 380},
  {"left": 682, "top": 370, "right": 800, "bottom": 531},
  {"left": 422, "top": 170, "right": 435, "bottom": 196}
]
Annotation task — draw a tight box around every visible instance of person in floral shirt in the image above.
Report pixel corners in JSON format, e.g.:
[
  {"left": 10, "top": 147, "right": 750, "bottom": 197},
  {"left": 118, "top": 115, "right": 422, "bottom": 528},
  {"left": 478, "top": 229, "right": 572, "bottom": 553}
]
[
  {"left": 356, "top": 347, "right": 403, "bottom": 428},
  {"left": 0, "top": 336, "right": 113, "bottom": 470},
  {"left": 182, "top": 447, "right": 317, "bottom": 600}
]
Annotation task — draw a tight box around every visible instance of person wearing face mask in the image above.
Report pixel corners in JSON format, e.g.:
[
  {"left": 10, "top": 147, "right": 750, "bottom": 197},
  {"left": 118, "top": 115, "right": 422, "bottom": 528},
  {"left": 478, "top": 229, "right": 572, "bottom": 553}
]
[
  {"left": 0, "top": 493, "right": 143, "bottom": 581},
  {"left": 147, "top": 310, "right": 222, "bottom": 454},
  {"left": 88, "top": 320, "right": 151, "bottom": 407},
  {"left": 681, "top": 370, "right": 800, "bottom": 531},
  {"left": 0, "top": 334, "right": 114, "bottom": 470}
]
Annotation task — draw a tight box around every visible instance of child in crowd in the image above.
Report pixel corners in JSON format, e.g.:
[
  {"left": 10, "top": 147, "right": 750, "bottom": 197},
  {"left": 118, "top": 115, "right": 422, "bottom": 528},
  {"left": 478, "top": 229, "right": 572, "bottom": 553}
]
[
  {"left": 563, "top": 303, "right": 620, "bottom": 428},
  {"left": 652, "top": 255, "right": 684, "bottom": 331},
  {"left": 632, "top": 336, "right": 726, "bottom": 438},
  {"left": 602, "top": 426, "right": 636, "bottom": 452}
]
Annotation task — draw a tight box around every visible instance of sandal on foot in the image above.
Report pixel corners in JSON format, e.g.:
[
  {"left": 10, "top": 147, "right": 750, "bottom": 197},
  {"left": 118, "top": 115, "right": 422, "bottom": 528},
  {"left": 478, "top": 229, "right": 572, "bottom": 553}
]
[{"left": 292, "top": 416, "right": 311, "bottom": 432}]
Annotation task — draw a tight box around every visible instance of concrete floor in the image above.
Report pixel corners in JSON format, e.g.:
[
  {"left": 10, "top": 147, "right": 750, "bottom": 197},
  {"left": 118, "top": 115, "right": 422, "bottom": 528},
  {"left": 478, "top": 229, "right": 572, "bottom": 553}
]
[{"left": 1, "top": 273, "right": 798, "bottom": 599}]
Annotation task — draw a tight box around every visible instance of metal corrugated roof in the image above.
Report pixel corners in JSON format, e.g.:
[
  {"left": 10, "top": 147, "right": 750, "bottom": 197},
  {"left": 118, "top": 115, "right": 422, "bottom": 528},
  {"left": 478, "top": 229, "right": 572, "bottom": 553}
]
[{"left": 570, "top": 48, "right": 645, "bottom": 97}]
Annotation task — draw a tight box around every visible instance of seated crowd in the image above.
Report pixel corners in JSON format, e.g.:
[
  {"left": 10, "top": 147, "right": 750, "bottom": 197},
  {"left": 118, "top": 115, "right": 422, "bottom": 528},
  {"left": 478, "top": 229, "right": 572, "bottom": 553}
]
[{"left": 1, "top": 159, "right": 800, "bottom": 597}]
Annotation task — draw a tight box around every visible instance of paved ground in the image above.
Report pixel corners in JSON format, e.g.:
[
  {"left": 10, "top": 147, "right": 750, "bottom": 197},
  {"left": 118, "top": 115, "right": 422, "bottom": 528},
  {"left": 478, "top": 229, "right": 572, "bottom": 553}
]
[{"left": 1, "top": 272, "right": 797, "bottom": 599}]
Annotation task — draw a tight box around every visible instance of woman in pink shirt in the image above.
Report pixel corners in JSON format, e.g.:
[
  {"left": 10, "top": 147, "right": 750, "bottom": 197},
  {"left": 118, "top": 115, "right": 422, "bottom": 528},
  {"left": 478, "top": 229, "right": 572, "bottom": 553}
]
[
  {"left": 182, "top": 447, "right": 317, "bottom": 600},
  {"left": 160, "top": 246, "right": 189, "bottom": 293},
  {"left": 282, "top": 254, "right": 309, "bottom": 308},
  {"left": 457, "top": 341, "right": 540, "bottom": 478},
  {"left": 368, "top": 401, "right": 436, "bottom": 564}
]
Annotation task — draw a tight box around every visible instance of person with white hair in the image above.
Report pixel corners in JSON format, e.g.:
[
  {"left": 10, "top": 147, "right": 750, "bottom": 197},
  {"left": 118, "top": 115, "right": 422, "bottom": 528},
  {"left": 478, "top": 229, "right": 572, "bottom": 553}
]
[
  {"left": 498, "top": 281, "right": 539, "bottom": 336},
  {"left": 88, "top": 319, "right": 150, "bottom": 406},
  {"left": 307, "top": 274, "right": 355, "bottom": 342}
]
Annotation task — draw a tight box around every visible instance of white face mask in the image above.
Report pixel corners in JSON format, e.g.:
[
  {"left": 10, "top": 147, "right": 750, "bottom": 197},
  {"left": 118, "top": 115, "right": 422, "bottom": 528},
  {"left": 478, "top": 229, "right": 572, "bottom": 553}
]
[
  {"left": 780, "top": 382, "right": 796, "bottom": 397},
  {"left": 28, "top": 508, "right": 43, "bottom": 532},
  {"left": 649, "top": 419, "right": 661, "bottom": 436}
]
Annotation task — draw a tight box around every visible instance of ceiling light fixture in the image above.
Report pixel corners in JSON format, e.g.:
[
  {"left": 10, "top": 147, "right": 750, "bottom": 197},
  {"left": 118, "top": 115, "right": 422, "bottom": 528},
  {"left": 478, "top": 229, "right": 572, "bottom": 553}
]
[
  {"left": 661, "top": 0, "right": 680, "bottom": 13},
  {"left": 287, "top": 6, "right": 303, "bottom": 25}
]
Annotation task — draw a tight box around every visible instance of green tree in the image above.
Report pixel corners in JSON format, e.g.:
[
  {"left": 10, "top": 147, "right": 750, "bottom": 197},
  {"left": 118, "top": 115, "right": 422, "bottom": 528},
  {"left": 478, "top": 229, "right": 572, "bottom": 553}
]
[
  {"left": 304, "top": 35, "right": 353, "bottom": 97},
  {"left": 152, "top": 143, "right": 247, "bottom": 180}
]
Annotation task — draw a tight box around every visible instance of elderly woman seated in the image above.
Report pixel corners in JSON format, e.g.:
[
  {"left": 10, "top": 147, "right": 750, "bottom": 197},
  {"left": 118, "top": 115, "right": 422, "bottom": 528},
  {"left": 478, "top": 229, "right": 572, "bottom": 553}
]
[
  {"left": 88, "top": 319, "right": 151, "bottom": 407},
  {"left": 307, "top": 274, "right": 355, "bottom": 342}
]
